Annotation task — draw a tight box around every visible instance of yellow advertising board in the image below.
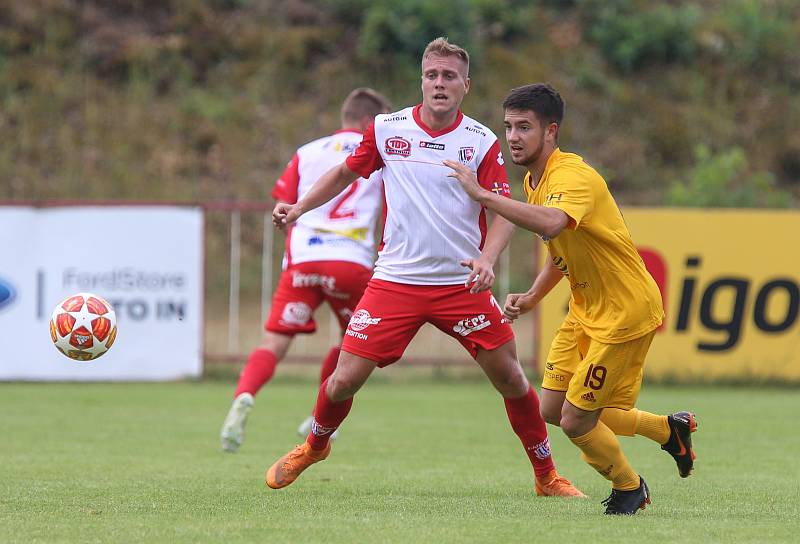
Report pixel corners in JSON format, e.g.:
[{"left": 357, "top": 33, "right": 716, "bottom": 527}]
[{"left": 535, "top": 208, "right": 800, "bottom": 382}]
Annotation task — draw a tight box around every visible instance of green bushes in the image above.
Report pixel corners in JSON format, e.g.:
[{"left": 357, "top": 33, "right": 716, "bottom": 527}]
[
  {"left": 583, "top": 0, "right": 700, "bottom": 73},
  {"left": 667, "top": 145, "right": 793, "bottom": 208}
]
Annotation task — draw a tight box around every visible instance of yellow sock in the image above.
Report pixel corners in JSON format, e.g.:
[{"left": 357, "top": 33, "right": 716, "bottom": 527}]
[
  {"left": 601, "top": 408, "right": 670, "bottom": 444},
  {"left": 570, "top": 422, "right": 640, "bottom": 491},
  {"left": 636, "top": 411, "right": 670, "bottom": 444},
  {"left": 600, "top": 408, "right": 640, "bottom": 436}
]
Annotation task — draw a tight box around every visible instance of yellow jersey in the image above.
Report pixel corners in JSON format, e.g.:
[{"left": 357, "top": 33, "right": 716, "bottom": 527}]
[{"left": 523, "top": 148, "right": 664, "bottom": 343}]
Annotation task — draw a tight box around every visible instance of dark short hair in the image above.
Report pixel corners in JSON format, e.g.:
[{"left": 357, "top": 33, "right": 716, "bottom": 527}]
[
  {"left": 341, "top": 87, "right": 392, "bottom": 124},
  {"left": 502, "top": 83, "right": 564, "bottom": 126}
]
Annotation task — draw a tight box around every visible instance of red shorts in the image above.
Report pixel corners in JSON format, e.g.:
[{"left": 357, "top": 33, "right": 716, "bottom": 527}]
[
  {"left": 341, "top": 279, "right": 515, "bottom": 366},
  {"left": 266, "top": 261, "right": 372, "bottom": 335}
]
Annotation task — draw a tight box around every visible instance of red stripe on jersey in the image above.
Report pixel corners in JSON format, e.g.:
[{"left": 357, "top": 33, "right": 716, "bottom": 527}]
[
  {"left": 272, "top": 153, "right": 300, "bottom": 203},
  {"left": 345, "top": 122, "right": 384, "bottom": 179},
  {"left": 477, "top": 140, "right": 510, "bottom": 195}
]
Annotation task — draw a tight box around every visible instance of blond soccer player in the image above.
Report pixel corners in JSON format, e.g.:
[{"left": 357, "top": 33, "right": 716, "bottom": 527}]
[
  {"left": 446, "top": 83, "right": 697, "bottom": 515},
  {"left": 265, "top": 40, "right": 584, "bottom": 499}
]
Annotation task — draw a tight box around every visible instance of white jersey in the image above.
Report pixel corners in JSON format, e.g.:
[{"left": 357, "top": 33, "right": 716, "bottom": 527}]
[
  {"left": 345, "top": 105, "right": 510, "bottom": 285},
  {"left": 273, "top": 129, "right": 384, "bottom": 270}
]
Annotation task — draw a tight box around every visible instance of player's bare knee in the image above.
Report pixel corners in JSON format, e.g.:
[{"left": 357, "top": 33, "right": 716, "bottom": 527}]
[
  {"left": 326, "top": 371, "right": 360, "bottom": 401},
  {"left": 541, "top": 405, "right": 562, "bottom": 426},
  {"left": 495, "top": 368, "right": 529, "bottom": 398},
  {"left": 559, "top": 414, "right": 581, "bottom": 437}
]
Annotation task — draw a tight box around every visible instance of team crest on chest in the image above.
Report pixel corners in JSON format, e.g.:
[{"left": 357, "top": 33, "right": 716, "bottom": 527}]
[{"left": 458, "top": 146, "right": 475, "bottom": 163}]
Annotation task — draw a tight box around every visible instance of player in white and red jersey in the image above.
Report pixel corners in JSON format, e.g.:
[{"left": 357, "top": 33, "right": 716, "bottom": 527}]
[
  {"left": 265, "top": 38, "right": 584, "bottom": 498},
  {"left": 220, "top": 88, "right": 392, "bottom": 453}
]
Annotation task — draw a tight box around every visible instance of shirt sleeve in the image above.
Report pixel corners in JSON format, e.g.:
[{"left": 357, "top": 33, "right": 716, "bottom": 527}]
[
  {"left": 476, "top": 140, "right": 511, "bottom": 198},
  {"left": 272, "top": 153, "right": 300, "bottom": 203},
  {"left": 543, "top": 165, "right": 594, "bottom": 230},
  {"left": 345, "top": 122, "right": 384, "bottom": 179}
]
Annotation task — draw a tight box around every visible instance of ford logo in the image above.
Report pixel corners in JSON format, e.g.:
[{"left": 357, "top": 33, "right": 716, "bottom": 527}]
[{"left": 0, "top": 277, "right": 16, "bottom": 311}]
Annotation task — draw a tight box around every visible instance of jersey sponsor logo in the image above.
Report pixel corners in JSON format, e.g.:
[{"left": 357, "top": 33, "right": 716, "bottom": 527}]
[
  {"left": 458, "top": 146, "right": 475, "bottom": 163},
  {"left": 546, "top": 192, "right": 563, "bottom": 203},
  {"left": 280, "top": 301, "right": 312, "bottom": 326},
  {"left": 464, "top": 124, "right": 487, "bottom": 137},
  {"left": 385, "top": 115, "right": 407, "bottom": 122},
  {"left": 348, "top": 309, "right": 381, "bottom": 331},
  {"left": 385, "top": 137, "right": 412, "bottom": 157},
  {"left": 419, "top": 141, "right": 445, "bottom": 150},
  {"left": 345, "top": 328, "right": 368, "bottom": 341},
  {"left": 332, "top": 141, "right": 358, "bottom": 153},
  {"left": 528, "top": 438, "right": 551, "bottom": 460},
  {"left": 580, "top": 391, "right": 597, "bottom": 402},
  {"left": 490, "top": 181, "right": 510, "bottom": 195},
  {"left": 552, "top": 256, "right": 568, "bottom": 276},
  {"left": 292, "top": 272, "right": 336, "bottom": 290},
  {"left": 452, "top": 314, "right": 491, "bottom": 336}
]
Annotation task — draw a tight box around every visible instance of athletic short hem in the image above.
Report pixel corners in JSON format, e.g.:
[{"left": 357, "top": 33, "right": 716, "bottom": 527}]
[
  {"left": 265, "top": 326, "right": 313, "bottom": 336},
  {"left": 541, "top": 385, "right": 568, "bottom": 393},
  {"left": 340, "top": 345, "right": 395, "bottom": 367},
  {"left": 565, "top": 392, "right": 636, "bottom": 412},
  {"left": 474, "top": 330, "right": 515, "bottom": 357}
]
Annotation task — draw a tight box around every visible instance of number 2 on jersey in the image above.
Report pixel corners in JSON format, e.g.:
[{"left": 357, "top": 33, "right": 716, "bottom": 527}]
[{"left": 328, "top": 180, "right": 359, "bottom": 220}]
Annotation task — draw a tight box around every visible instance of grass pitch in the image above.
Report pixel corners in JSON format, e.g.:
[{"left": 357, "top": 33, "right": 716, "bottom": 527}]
[{"left": 1, "top": 377, "right": 799, "bottom": 543}]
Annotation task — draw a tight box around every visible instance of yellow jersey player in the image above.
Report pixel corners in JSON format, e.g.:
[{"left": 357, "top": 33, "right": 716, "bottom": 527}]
[{"left": 445, "top": 83, "right": 697, "bottom": 515}]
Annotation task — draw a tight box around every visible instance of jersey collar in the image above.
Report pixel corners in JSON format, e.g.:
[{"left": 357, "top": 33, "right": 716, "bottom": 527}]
[
  {"left": 525, "top": 148, "right": 562, "bottom": 192},
  {"left": 412, "top": 104, "right": 464, "bottom": 138}
]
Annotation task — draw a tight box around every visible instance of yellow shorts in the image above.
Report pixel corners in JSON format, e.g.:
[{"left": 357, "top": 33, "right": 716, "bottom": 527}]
[{"left": 541, "top": 316, "right": 655, "bottom": 411}]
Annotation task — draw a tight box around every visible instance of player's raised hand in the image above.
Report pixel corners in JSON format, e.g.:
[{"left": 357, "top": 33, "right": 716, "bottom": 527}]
[
  {"left": 503, "top": 293, "right": 535, "bottom": 322},
  {"left": 460, "top": 258, "right": 495, "bottom": 294},
  {"left": 272, "top": 202, "right": 301, "bottom": 230},
  {"left": 443, "top": 159, "right": 485, "bottom": 201}
]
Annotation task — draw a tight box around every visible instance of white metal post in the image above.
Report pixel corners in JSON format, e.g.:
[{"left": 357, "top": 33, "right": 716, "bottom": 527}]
[
  {"left": 261, "top": 211, "right": 274, "bottom": 326},
  {"left": 228, "top": 210, "right": 241, "bottom": 354}
]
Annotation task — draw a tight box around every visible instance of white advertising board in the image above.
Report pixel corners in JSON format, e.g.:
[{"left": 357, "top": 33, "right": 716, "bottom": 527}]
[{"left": 0, "top": 206, "right": 204, "bottom": 381}]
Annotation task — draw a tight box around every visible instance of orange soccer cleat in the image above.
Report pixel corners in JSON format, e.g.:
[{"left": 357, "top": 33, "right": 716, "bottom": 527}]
[
  {"left": 266, "top": 442, "right": 331, "bottom": 489},
  {"left": 535, "top": 470, "right": 588, "bottom": 498}
]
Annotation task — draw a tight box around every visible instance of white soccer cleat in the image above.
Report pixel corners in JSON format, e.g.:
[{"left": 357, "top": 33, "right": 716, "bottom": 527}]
[
  {"left": 297, "top": 415, "right": 339, "bottom": 441},
  {"left": 220, "top": 393, "right": 254, "bottom": 453}
]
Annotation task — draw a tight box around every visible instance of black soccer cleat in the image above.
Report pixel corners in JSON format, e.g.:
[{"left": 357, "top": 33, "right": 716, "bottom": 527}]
[
  {"left": 602, "top": 477, "right": 651, "bottom": 515},
  {"left": 661, "top": 411, "right": 697, "bottom": 478}
]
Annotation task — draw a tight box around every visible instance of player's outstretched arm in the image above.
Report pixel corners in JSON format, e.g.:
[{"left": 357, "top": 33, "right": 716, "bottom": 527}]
[
  {"left": 273, "top": 162, "right": 359, "bottom": 229},
  {"left": 503, "top": 259, "right": 563, "bottom": 322},
  {"left": 444, "top": 159, "right": 568, "bottom": 238}
]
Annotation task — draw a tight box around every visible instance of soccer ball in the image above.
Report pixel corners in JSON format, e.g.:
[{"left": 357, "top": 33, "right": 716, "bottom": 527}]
[{"left": 50, "top": 292, "right": 118, "bottom": 361}]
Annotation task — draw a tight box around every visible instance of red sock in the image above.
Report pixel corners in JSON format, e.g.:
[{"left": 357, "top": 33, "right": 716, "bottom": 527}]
[
  {"left": 504, "top": 385, "right": 556, "bottom": 478},
  {"left": 319, "top": 346, "right": 340, "bottom": 384},
  {"left": 306, "top": 377, "right": 353, "bottom": 451},
  {"left": 234, "top": 348, "right": 278, "bottom": 397}
]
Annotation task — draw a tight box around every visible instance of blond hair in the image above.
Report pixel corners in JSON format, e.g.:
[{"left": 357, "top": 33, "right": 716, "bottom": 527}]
[
  {"left": 421, "top": 37, "right": 470, "bottom": 76},
  {"left": 341, "top": 87, "right": 392, "bottom": 125}
]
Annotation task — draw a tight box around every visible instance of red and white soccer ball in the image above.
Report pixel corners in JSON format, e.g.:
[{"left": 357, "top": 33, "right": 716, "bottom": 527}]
[{"left": 49, "top": 292, "right": 118, "bottom": 361}]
